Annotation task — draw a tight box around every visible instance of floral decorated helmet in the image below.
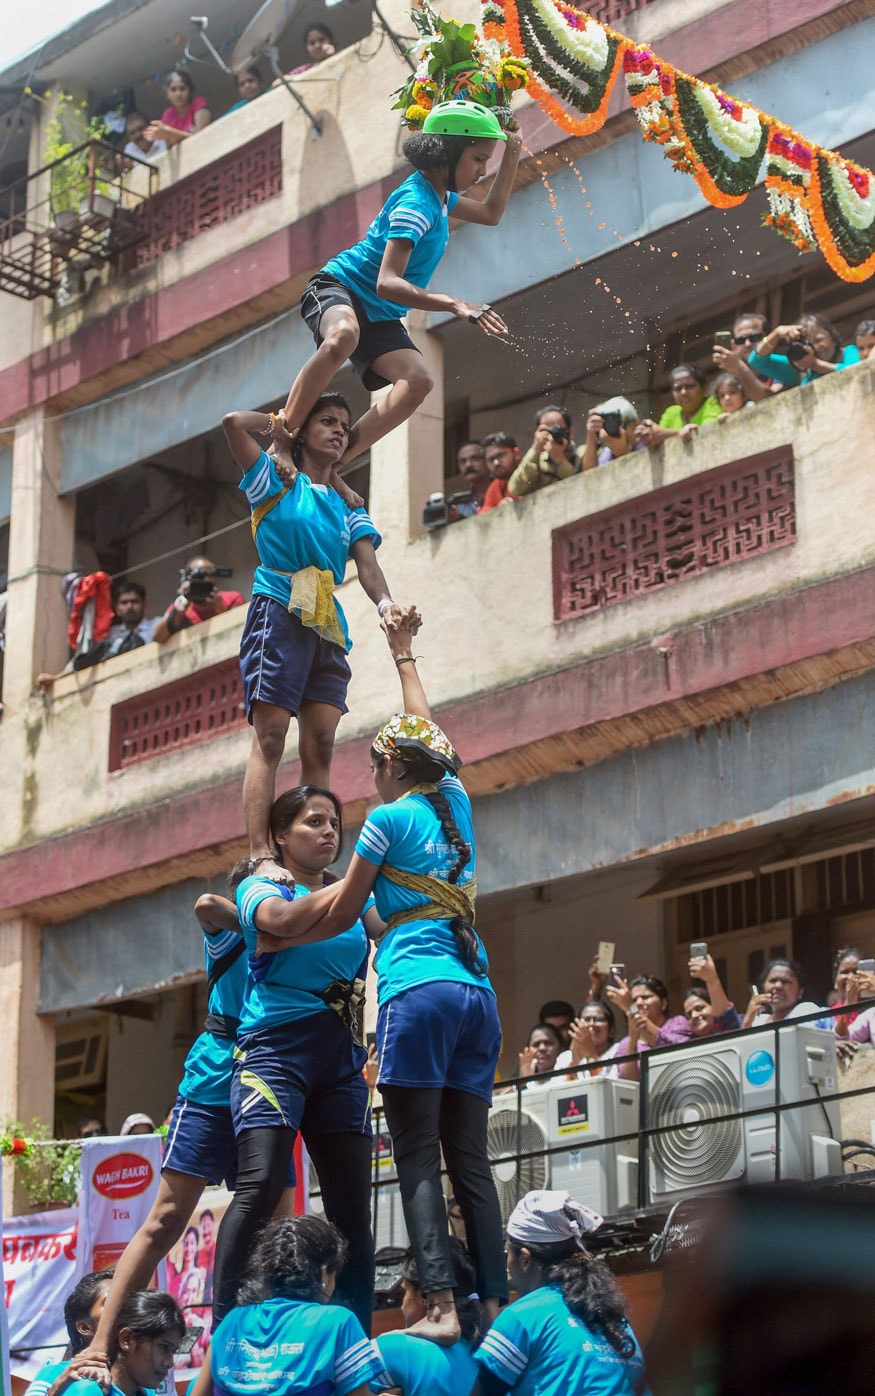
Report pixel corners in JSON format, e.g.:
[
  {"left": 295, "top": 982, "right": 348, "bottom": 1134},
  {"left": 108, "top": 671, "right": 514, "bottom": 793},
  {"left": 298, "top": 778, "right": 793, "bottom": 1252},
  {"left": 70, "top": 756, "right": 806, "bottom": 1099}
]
[
  {"left": 393, "top": 2, "right": 529, "bottom": 131},
  {"left": 372, "top": 712, "right": 462, "bottom": 774}
]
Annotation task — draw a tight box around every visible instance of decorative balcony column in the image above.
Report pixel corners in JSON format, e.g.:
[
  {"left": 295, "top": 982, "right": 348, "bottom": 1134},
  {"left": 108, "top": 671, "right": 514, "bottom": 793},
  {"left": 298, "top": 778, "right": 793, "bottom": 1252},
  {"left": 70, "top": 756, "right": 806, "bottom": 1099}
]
[
  {"left": 0, "top": 915, "right": 56, "bottom": 1215},
  {"left": 2, "top": 409, "right": 75, "bottom": 712},
  {"left": 367, "top": 311, "right": 445, "bottom": 545}
]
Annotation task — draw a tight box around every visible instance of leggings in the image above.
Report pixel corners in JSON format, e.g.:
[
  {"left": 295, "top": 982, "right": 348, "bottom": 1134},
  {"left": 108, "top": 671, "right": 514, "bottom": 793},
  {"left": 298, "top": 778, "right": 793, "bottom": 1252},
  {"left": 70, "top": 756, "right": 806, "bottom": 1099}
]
[
  {"left": 380, "top": 1084, "right": 507, "bottom": 1304},
  {"left": 211, "top": 1126, "right": 375, "bottom": 1333}
]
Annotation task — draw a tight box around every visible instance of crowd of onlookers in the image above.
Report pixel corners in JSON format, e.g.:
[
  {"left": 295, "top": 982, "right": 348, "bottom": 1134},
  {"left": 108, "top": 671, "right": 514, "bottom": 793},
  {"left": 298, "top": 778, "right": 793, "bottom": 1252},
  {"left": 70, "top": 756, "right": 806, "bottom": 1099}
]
[
  {"left": 428, "top": 311, "right": 875, "bottom": 527},
  {"left": 119, "top": 24, "right": 339, "bottom": 166},
  {"left": 511, "top": 944, "right": 875, "bottom": 1086}
]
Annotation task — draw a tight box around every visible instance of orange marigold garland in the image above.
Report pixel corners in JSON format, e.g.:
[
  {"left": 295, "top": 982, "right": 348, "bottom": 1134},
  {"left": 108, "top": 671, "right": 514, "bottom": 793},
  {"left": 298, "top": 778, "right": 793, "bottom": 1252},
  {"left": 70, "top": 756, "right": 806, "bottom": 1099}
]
[
  {"left": 808, "top": 152, "right": 875, "bottom": 283},
  {"left": 502, "top": 0, "right": 628, "bottom": 137}
]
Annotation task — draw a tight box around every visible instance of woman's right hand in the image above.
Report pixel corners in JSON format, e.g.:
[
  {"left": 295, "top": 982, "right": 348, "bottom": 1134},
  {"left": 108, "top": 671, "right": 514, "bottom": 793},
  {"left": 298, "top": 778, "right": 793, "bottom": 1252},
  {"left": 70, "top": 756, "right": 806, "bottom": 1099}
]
[
  {"left": 605, "top": 977, "right": 632, "bottom": 1013},
  {"left": 567, "top": 1016, "right": 594, "bottom": 1065},
  {"left": 742, "top": 990, "right": 771, "bottom": 1027},
  {"left": 454, "top": 301, "right": 508, "bottom": 336},
  {"left": 518, "top": 1045, "right": 538, "bottom": 1078},
  {"left": 689, "top": 953, "right": 718, "bottom": 984}
]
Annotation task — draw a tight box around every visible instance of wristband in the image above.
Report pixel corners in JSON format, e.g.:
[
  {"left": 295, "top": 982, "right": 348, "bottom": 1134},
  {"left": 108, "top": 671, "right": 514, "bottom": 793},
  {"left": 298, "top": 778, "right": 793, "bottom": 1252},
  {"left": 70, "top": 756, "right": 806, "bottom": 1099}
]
[
  {"left": 377, "top": 599, "right": 396, "bottom": 617},
  {"left": 395, "top": 657, "right": 417, "bottom": 668},
  {"left": 173, "top": 594, "right": 188, "bottom": 612}
]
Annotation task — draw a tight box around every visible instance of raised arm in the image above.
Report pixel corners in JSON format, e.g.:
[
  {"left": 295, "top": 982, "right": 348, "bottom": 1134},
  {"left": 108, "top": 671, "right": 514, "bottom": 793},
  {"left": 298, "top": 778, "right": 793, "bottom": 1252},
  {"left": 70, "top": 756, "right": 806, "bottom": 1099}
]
[
  {"left": 688, "top": 953, "right": 732, "bottom": 1020},
  {"left": 221, "top": 410, "right": 277, "bottom": 471},
  {"left": 383, "top": 615, "right": 431, "bottom": 720},
  {"left": 453, "top": 122, "right": 523, "bottom": 227}
]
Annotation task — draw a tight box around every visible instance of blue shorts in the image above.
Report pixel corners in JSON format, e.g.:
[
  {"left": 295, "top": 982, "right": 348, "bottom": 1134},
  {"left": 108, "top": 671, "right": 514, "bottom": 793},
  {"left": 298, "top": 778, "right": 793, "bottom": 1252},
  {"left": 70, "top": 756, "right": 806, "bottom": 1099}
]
[
  {"left": 239, "top": 594, "right": 351, "bottom": 718},
  {"left": 377, "top": 982, "right": 501, "bottom": 1103},
  {"left": 162, "top": 1095, "right": 297, "bottom": 1190},
  {"left": 231, "top": 1010, "right": 371, "bottom": 1140}
]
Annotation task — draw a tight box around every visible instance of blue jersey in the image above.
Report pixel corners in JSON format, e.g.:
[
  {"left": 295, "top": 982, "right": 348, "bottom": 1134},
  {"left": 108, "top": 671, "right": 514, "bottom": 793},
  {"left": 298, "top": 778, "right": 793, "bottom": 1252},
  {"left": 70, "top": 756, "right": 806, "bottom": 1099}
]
[
  {"left": 178, "top": 924, "right": 247, "bottom": 1107},
  {"left": 323, "top": 172, "right": 460, "bottom": 322},
  {"left": 355, "top": 773, "right": 490, "bottom": 1007},
  {"left": 371, "top": 1331, "right": 478, "bottom": 1396},
  {"left": 236, "top": 877, "right": 371, "bottom": 1033},
  {"left": 239, "top": 450, "right": 381, "bottom": 651},
  {"left": 211, "top": 1296, "right": 382, "bottom": 1396},
  {"left": 474, "top": 1286, "right": 648, "bottom": 1396},
  {"left": 27, "top": 1361, "right": 68, "bottom": 1396}
]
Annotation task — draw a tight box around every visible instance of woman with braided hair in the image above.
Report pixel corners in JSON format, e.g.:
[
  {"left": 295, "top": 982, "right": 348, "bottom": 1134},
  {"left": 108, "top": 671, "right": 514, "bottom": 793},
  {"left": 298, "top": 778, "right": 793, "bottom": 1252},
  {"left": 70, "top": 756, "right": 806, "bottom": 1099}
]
[
  {"left": 472, "top": 1190, "right": 648, "bottom": 1395},
  {"left": 252, "top": 615, "right": 505, "bottom": 1343}
]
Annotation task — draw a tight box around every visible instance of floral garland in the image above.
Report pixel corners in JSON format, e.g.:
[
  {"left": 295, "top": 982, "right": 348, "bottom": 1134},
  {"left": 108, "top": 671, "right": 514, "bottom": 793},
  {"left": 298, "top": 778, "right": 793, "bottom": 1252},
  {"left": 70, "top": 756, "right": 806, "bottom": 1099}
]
[
  {"left": 1, "top": 1134, "right": 32, "bottom": 1157},
  {"left": 393, "top": 3, "right": 529, "bottom": 129},
  {"left": 479, "top": 0, "right": 875, "bottom": 280}
]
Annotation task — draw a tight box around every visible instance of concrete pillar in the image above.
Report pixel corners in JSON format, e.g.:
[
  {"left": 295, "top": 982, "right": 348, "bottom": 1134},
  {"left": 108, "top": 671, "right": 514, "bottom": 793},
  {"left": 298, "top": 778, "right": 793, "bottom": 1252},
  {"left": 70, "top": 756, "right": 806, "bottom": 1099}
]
[
  {"left": 0, "top": 916, "right": 56, "bottom": 1215},
  {"left": 368, "top": 312, "right": 445, "bottom": 545},
  {"left": 2, "top": 409, "right": 75, "bottom": 713}
]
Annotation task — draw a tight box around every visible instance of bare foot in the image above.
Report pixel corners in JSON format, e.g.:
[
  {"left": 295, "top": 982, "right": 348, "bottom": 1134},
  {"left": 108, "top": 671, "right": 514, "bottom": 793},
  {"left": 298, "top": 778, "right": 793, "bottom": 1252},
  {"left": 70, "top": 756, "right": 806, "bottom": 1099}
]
[{"left": 405, "top": 1298, "right": 460, "bottom": 1346}]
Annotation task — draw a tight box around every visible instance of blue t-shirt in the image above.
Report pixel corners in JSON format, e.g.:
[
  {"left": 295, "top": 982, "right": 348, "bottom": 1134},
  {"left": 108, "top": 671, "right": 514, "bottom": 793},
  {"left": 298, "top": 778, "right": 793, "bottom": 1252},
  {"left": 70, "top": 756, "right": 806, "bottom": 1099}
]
[
  {"left": 178, "top": 924, "right": 247, "bottom": 1107},
  {"left": 323, "top": 171, "right": 460, "bottom": 322},
  {"left": 239, "top": 450, "right": 381, "bottom": 652},
  {"left": 235, "top": 877, "right": 371, "bottom": 1033},
  {"left": 371, "top": 1331, "right": 478, "bottom": 1396},
  {"left": 355, "top": 773, "right": 491, "bottom": 1006},
  {"left": 474, "top": 1286, "right": 648, "bottom": 1396},
  {"left": 211, "top": 1296, "right": 382, "bottom": 1396},
  {"left": 27, "top": 1361, "right": 68, "bottom": 1396}
]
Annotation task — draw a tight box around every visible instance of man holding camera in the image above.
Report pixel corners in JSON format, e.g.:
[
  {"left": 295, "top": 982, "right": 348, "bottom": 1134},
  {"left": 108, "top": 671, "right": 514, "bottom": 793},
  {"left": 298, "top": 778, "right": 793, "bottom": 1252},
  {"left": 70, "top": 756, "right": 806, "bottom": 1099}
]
[
  {"left": 153, "top": 555, "right": 246, "bottom": 643},
  {"left": 506, "top": 406, "right": 583, "bottom": 499}
]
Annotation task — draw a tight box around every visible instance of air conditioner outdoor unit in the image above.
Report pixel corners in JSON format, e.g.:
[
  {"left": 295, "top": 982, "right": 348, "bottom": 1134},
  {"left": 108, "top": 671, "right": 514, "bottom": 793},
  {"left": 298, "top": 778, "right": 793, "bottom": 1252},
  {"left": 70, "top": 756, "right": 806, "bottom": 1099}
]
[
  {"left": 487, "top": 1077, "right": 639, "bottom": 1223},
  {"left": 645, "top": 1024, "right": 842, "bottom": 1203},
  {"left": 308, "top": 1125, "right": 408, "bottom": 1253}
]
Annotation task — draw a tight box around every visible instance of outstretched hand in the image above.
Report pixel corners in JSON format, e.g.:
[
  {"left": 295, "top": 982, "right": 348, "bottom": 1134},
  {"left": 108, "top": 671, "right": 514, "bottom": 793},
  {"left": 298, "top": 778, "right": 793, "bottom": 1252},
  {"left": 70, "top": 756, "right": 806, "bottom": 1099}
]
[{"left": 381, "top": 605, "right": 422, "bottom": 650}]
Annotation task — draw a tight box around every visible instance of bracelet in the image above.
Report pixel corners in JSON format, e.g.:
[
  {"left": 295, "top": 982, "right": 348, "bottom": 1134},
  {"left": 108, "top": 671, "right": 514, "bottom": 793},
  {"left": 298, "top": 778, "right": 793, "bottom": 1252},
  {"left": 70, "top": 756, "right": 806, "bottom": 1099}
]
[
  {"left": 173, "top": 594, "right": 188, "bottom": 613},
  {"left": 377, "top": 599, "right": 396, "bottom": 616},
  {"left": 395, "top": 657, "right": 417, "bottom": 667}
]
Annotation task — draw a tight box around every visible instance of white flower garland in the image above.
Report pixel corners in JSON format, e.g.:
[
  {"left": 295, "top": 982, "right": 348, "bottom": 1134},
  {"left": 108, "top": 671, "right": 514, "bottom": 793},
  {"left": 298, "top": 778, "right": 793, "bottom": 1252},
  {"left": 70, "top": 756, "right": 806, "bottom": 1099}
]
[
  {"left": 827, "top": 161, "right": 875, "bottom": 231},
  {"left": 766, "top": 188, "right": 815, "bottom": 247},
  {"left": 694, "top": 85, "right": 764, "bottom": 159},
  {"left": 530, "top": 0, "right": 611, "bottom": 72}
]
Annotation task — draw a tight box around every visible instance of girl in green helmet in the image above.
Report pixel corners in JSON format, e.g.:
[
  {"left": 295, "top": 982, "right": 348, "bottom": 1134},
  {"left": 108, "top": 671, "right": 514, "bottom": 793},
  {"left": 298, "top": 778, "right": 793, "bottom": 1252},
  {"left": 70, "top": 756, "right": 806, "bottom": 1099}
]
[{"left": 274, "top": 100, "right": 522, "bottom": 502}]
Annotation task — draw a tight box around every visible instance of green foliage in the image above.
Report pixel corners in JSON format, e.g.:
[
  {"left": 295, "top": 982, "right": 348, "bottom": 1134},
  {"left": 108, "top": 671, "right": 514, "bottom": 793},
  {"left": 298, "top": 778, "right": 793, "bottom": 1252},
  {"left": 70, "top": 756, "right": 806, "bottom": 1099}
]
[
  {"left": 29, "top": 89, "right": 112, "bottom": 216},
  {"left": 1, "top": 1116, "right": 80, "bottom": 1209}
]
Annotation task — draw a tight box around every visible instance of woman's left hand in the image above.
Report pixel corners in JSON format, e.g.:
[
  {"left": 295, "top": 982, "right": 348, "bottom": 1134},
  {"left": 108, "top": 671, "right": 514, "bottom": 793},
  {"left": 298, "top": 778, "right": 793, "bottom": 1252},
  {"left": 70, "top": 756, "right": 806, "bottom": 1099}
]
[{"left": 634, "top": 1009, "right": 660, "bottom": 1046}]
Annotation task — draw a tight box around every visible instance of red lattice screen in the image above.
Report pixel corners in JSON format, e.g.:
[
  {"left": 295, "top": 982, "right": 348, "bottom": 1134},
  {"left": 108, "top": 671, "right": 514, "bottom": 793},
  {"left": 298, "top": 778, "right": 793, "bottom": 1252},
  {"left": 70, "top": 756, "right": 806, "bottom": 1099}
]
[
  {"left": 109, "top": 658, "right": 247, "bottom": 770},
  {"left": 552, "top": 448, "right": 796, "bottom": 621},
  {"left": 124, "top": 126, "right": 283, "bottom": 269}
]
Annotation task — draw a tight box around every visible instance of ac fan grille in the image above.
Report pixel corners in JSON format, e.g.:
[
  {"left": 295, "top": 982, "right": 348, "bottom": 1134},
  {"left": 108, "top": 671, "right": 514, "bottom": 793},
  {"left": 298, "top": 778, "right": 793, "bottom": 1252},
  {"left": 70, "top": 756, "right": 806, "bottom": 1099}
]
[
  {"left": 649, "top": 1051, "right": 744, "bottom": 1190},
  {"left": 487, "top": 1107, "right": 549, "bottom": 1225}
]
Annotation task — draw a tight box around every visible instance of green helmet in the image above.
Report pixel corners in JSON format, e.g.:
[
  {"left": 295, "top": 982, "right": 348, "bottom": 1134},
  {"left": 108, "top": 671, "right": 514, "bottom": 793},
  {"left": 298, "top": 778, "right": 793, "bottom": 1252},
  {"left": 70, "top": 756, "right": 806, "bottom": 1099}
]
[{"left": 422, "top": 99, "right": 507, "bottom": 142}]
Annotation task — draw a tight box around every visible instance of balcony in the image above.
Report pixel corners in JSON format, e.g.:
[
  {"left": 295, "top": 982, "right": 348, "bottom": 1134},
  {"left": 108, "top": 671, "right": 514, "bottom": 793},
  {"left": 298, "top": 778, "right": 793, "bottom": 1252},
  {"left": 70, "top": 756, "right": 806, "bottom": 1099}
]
[{"left": 1, "top": 359, "right": 873, "bottom": 874}]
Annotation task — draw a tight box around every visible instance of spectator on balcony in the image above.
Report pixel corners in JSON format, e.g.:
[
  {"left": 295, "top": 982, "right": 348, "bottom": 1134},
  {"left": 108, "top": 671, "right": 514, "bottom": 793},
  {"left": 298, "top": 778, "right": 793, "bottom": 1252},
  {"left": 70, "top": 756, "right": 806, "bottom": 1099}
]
[
  {"left": 77, "top": 1114, "right": 107, "bottom": 1139},
  {"left": 453, "top": 440, "right": 491, "bottom": 515},
  {"left": 121, "top": 111, "right": 166, "bottom": 164},
  {"left": 152, "top": 557, "right": 245, "bottom": 644},
  {"left": 555, "top": 1002, "right": 621, "bottom": 1079},
  {"left": 36, "top": 581, "right": 158, "bottom": 689},
  {"left": 538, "top": 999, "right": 575, "bottom": 1049},
  {"left": 145, "top": 70, "right": 212, "bottom": 149},
  {"left": 855, "top": 318, "right": 875, "bottom": 360},
  {"left": 226, "top": 66, "right": 265, "bottom": 115},
  {"left": 515, "top": 1024, "right": 563, "bottom": 1088},
  {"left": 222, "top": 396, "right": 413, "bottom": 876},
  {"left": 712, "top": 312, "right": 779, "bottom": 401},
  {"left": 506, "top": 405, "right": 582, "bottom": 498},
  {"left": 285, "top": 23, "right": 337, "bottom": 78},
  {"left": 480, "top": 432, "right": 521, "bottom": 511},
  {"left": 743, "top": 958, "right": 824, "bottom": 1028},
  {"left": 606, "top": 974, "right": 693, "bottom": 1081},
  {"left": 684, "top": 953, "right": 742, "bottom": 1036},
  {"left": 829, "top": 947, "right": 875, "bottom": 1041},
  {"left": 636, "top": 364, "right": 722, "bottom": 447},
  {"left": 580, "top": 396, "right": 642, "bottom": 470},
  {"left": 713, "top": 371, "right": 750, "bottom": 419},
  {"left": 747, "top": 313, "right": 860, "bottom": 389}
]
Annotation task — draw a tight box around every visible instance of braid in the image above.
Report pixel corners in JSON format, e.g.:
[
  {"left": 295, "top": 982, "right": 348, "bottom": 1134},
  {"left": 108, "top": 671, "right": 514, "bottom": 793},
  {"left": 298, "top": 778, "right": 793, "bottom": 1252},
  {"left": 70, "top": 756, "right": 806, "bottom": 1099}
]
[
  {"left": 539, "top": 1249, "right": 634, "bottom": 1358},
  {"left": 424, "top": 789, "right": 471, "bottom": 884}
]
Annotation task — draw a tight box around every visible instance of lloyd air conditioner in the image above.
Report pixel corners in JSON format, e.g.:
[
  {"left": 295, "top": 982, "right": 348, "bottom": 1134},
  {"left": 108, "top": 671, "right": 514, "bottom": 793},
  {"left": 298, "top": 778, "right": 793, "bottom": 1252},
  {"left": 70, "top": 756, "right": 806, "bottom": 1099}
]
[
  {"left": 645, "top": 1024, "right": 843, "bottom": 1203},
  {"left": 487, "top": 1076, "right": 639, "bottom": 1222},
  {"left": 308, "top": 1125, "right": 408, "bottom": 1252}
]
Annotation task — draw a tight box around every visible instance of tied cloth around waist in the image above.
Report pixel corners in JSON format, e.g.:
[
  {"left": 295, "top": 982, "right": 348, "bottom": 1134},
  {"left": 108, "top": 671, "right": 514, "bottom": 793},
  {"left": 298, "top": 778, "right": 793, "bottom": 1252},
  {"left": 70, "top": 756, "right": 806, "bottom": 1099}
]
[
  {"left": 204, "top": 1012, "right": 241, "bottom": 1041},
  {"left": 272, "top": 564, "right": 346, "bottom": 650},
  {"left": 373, "top": 864, "right": 477, "bottom": 948},
  {"left": 315, "top": 976, "right": 367, "bottom": 1032}
]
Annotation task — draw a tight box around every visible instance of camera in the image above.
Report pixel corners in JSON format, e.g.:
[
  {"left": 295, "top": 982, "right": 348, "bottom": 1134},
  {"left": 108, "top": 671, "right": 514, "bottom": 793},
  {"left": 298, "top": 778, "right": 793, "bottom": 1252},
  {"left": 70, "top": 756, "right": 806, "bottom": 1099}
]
[
  {"left": 600, "top": 411, "right": 622, "bottom": 438},
  {"left": 422, "top": 490, "right": 475, "bottom": 530},
  {"left": 547, "top": 425, "right": 569, "bottom": 444},
  {"left": 786, "top": 338, "right": 813, "bottom": 364},
  {"left": 181, "top": 564, "right": 232, "bottom": 603}
]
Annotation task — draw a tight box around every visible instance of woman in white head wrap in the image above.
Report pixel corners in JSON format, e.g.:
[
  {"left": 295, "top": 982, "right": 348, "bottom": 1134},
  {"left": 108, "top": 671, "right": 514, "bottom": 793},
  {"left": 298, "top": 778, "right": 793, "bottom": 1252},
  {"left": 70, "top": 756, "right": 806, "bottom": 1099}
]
[{"left": 472, "top": 1190, "right": 649, "bottom": 1396}]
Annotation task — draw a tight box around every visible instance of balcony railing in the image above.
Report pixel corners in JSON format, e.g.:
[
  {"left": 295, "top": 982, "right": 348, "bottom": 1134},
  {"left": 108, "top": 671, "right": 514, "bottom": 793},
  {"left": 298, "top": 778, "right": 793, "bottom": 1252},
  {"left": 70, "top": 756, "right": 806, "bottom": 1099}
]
[
  {"left": 108, "top": 657, "right": 247, "bottom": 771},
  {"left": 0, "top": 140, "right": 157, "bottom": 300}
]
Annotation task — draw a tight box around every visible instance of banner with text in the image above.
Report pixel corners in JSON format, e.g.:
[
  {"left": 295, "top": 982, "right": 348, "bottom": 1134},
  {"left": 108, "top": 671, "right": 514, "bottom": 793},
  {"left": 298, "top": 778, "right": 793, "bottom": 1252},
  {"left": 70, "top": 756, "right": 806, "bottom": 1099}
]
[
  {"left": 2, "top": 1205, "right": 77, "bottom": 1381},
  {"left": 78, "top": 1136, "right": 164, "bottom": 1284}
]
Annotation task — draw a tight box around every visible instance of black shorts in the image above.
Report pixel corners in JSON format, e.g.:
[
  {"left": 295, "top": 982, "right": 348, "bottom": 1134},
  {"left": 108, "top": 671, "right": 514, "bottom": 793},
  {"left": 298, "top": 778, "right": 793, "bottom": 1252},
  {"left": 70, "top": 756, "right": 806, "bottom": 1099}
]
[{"left": 301, "top": 271, "right": 420, "bottom": 391}]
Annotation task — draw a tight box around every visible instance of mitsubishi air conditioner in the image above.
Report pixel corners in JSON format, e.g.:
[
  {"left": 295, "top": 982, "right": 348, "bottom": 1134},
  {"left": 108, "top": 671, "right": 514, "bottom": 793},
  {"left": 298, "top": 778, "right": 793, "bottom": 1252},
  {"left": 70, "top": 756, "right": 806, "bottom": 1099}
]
[
  {"left": 646, "top": 1024, "right": 842, "bottom": 1203},
  {"left": 487, "top": 1076, "right": 639, "bottom": 1222},
  {"left": 308, "top": 1125, "right": 408, "bottom": 1252}
]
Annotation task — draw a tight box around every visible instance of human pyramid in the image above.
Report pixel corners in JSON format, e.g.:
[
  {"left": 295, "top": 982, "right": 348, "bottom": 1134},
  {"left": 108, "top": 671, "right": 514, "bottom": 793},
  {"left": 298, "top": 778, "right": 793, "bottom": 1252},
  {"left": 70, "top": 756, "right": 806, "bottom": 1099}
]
[{"left": 57, "top": 11, "right": 647, "bottom": 1395}]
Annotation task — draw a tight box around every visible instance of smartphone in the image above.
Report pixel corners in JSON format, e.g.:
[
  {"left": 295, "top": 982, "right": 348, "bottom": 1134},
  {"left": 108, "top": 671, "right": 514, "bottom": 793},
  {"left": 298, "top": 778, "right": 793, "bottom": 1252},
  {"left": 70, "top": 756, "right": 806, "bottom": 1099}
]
[
  {"left": 610, "top": 963, "right": 626, "bottom": 985},
  {"left": 596, "top": 941, "right": 616, "bottom": 975},
  {"left": 858, "top": 958, "right": 875, "bottom": 975},
  {"left": 366, "top": 1031, "right": 377, "bottom": 1051},
  {"left": 714, "top": 330, "right": 732, "bottom": 348},
  {"left": 750, "top": 984, "right": 760, "bottom": 998},
  {"left": 690, "top": 941, "right": 708, "bottom": 959}
]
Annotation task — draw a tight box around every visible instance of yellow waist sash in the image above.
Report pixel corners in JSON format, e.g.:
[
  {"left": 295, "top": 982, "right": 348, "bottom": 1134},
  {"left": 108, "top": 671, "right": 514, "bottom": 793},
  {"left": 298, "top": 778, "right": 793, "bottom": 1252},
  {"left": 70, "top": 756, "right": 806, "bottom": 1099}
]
[
  {"left": 249, "top": 487, "right": 346, "bottom": 649},
  {"left": 374, "top": 864, "right": 477, "bottom": 948}
]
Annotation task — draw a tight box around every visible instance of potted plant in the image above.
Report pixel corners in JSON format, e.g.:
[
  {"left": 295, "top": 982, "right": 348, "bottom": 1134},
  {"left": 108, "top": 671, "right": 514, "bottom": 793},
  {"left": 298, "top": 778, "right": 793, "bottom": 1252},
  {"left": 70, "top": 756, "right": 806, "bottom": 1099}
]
[
  {"left": 1, "top": 1116, "right": 80, "bottom": 1210},
  {"left": 29, "top": 89, "right": 114, "bottom": 230}
]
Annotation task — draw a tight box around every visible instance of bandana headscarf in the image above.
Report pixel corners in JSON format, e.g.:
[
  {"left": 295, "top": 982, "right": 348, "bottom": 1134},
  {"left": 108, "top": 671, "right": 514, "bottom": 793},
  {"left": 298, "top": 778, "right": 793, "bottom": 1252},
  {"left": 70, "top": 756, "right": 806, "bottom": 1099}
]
[
  {"left": 372, "top": 712, "right": 461, "bottom": 773},
  {"left": 506, "top": 1190, "right": 603, "bottom": 1249}
]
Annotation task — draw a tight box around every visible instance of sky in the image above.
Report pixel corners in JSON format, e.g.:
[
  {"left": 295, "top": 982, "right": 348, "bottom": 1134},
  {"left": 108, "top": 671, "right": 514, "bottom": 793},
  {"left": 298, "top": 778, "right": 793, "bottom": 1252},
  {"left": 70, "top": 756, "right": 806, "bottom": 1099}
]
[{"left": 2, "top": 1, "right": 107, "bottom": 71}]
